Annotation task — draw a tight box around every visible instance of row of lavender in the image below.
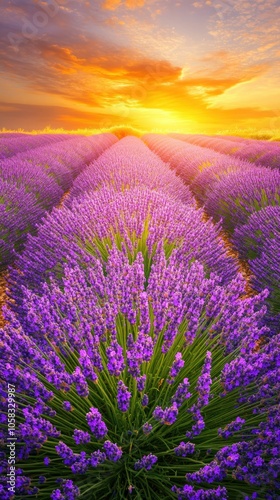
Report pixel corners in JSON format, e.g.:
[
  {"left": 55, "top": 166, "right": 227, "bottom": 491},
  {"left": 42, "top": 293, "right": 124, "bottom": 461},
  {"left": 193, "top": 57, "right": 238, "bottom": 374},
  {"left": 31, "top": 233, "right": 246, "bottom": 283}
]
[
  {"left": 0, "top": 133, "right": 117, "bottom": 268},
  {"left": 0, "top": 133, "right": 71, "bottom": 160},
  {"left": 143, "top": 134, "right": 280, "bottom": 331},
  {"left": 1, "top": 136, "right": 279, "bottom": 499},
  {"left": 170, "top": 133, "right": 280, "bottom": 170}
]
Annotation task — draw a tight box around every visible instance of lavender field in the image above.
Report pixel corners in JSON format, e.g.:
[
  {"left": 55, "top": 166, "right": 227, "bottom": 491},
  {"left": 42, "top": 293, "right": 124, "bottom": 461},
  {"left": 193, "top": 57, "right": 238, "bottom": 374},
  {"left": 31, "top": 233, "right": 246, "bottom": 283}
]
[{"left": 0, "top": 132, "right": 279, "bottom": 499}]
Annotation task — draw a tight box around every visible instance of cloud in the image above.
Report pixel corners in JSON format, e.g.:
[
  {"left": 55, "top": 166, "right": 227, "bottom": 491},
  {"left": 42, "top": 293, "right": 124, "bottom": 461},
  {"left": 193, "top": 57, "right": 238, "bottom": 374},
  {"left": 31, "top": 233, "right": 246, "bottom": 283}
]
[
  {"left": 102, "top": 0, "right": 147, "bottom": 10},
  {"left": 0, "top": 101, "right": 124, "bottom": 131}
]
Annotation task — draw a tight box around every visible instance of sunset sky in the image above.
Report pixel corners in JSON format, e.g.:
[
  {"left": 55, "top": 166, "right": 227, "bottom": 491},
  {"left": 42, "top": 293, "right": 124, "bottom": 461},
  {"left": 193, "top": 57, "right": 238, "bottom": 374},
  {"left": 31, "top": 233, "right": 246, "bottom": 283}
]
[{"left": 0, "top": 0, "right": 279, "bottom": 132}]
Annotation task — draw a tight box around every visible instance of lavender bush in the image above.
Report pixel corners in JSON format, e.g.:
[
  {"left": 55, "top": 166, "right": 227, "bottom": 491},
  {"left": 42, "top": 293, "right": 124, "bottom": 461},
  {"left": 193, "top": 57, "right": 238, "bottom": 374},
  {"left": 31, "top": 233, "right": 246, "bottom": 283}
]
[
  {"left": 8, "top": 187, "right": 237, "bottom": 322},
  {"left": 171, "top": 133, "right": 280, "bottom": 170},
  {"left": 66, "top": 136, "right": 192, "bottom": 205},
  {"left": 190, "top": 159, "right": 253, "bottom": 205},
  {"left": 0, "top": 134, "right": 72, "bottom": 160},
  {"left": 232, "top": 206, "right": 280, "bottom": 261},
  {"left": 1, "top": 239, "right": 278, "bottom": 499},
  {"left": 0, "top": 134, "right": 117, "bottom": 267},
  {"left": 232, "top": 206, "right": 280, "bottom": 332},
  {"left": 204, "top": 167, "right": 280, "bottom": 233},
  {"left": 143, "top": 134, "right": 223, "bottom": 185},
  {"left": 169, "top": 133, "right": 243, "bottom": 156}
]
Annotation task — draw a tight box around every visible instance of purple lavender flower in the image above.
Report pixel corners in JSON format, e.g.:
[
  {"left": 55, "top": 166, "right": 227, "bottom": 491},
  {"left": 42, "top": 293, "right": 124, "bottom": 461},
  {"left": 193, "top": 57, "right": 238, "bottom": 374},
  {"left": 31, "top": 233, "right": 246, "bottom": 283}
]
[
  {"left": 136, "top": 375, "right": 146, "bottom": 392},
  {"left": 134, "top": 454, "right": 158, "bottom": 471},
  {"left": 62, "top": 401, "right": 73, "bottom": 412},
  {"left": 171, "top": 378, "right": 191, "bottom": 407},
  {"left": 106, "top": 341, "right": 125, "bottom": 376},
  {"left": 218, "top": 417, "right": 246, "bottom": 439},
  {"left": 153, "top": 403, "right": 178, "bottom": 425},
  {"left": 174, "top": 442, "right": 195, "bottom": 457},
  {"left": 51, "top": 479, "right": 80, "bottom": 500},
  {"left": 142, "top": 423, "right": 153, "bottom": 435},
  {"left": 171, "top": 484, "right": 228, "bottom": 499},
  {"left": 72, "top": 367, "right": 89, "bottom": 397},
  {"left": 196, "top": 352, "right": 212, "bottom": 408},
  {"left": 55, "top": 442, "right": 76, "bottom": 466},
  {"left": 153, "top": 406, "right": 165, "bottom": 421},
  {"left": 70, "top": 451, "right": 90, "bottom": 474},
  {"left": 78, "top": 349, "right": 98, "bottom": 382},
  {"left": 86, "top": 408, "right": 108, "bottom": 440},
  {"left": 186, "top": 408, "right": 205, "bottom": 438},
  {"left": 103, "top": 441, "right": 123, "bottom": 462},
  {"left": 141, "top": 394, "right": 149, "bottom": 407},
  {"left": 168, "top": 352, "right": 185, "bottom": 382},
  {"left": 186, "top": 463, "right": 227, "bottom": 483},
  {"left": 117, "top": 380, "right": 131, "bottom": 412},
  {"left": 72, "top": 429, "right": 91, "bottom": 445},
  {"left": 51, "top": 490, "right": 64, "bottom": 500},
  {"left": 90, "top": 450, "right": 106, "bottom": 468}
]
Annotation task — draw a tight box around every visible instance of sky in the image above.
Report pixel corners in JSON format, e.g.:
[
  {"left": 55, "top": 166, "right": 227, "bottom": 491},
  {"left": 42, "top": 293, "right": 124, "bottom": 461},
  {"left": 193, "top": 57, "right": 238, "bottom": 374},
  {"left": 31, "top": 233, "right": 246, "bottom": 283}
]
[{"left": 0, "top": 0, "right": 279, "bottom": 132}]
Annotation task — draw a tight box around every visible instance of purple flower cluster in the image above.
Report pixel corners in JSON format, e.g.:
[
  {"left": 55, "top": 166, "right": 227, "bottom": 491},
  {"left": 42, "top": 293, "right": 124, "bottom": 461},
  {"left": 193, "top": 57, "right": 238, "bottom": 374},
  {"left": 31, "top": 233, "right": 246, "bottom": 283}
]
[
  {"left": 50, "top": 479, "right": 80, "bottom": 500},
  {"left": 218, "top": 417, "right": 246, "bottom": 439},
  {"left": 117, "top": 380, "right": 132, "bottom": 412},
  {"left": 171, "top": 378, "right": 191, "bottom": 407},
  {"left": 153, "top": 403, "right": 179, "bottom": 425},
  {"left": 233, "top": 205, "right": 280, "bottom": 330},
  {"left": 168, "top": 352, "right": 185, "bottom": 383},
  {"left": 134, "top": 454, "right": 158, "bottom": 471},
  {"left": 171, "top": 484, "right": 228, "bottom": 499},
  {"left": 195, "top": 351, "right": 212, "bottom": 408},
  {"left": 73, "top": 430, "right": 91, "bottom": 445},
  {"left": 142, "top": 422, "right": 153, "bottom": 434},
  {"left": 86, "top": 408, "right": 108, "bottom": 439},
  {"left": 106, "top": 340, "right": 125, "bottom": 376},
  {"left": 103, "top": 441, "right": 123, "bottom": 462},
  {"left": 174, "top": 442, "right": 195, "bottom": 457}
]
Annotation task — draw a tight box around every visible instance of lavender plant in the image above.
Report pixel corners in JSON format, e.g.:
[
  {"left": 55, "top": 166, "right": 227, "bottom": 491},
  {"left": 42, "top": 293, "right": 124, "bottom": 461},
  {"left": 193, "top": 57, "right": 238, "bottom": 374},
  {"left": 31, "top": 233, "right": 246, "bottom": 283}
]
[
  {"left": 169, "top": 133, "right": 243, "bottom": 156},
  {"left": 8, "top": 187, "right": 237, "bottom": 321},
  {"left": 0, "top": 134, "right": 72, "bottom": 160},
  {"left": 1, "top": 240, "right": 278, "bottom": 499},
  {"left": 169, "top": 133, "right": 280, "bottom": 170},
  {"left": 0, "top": 134, "right": 117, "bottom": 267},
  {"left": 66, "top": 137, "right": 192, "bottom": 206},
  {"left": 190, "top": 159, "right": 252, "bottom": 205},
  {"left": 232, "top": 206, "right": 280, "bottom": 331},
  {"left": 232, "top": 206, "right": 280, "bottom": 261},
  {"left": 204, "top": 167, "right": 280, "bottom": 233},
  {"left": 143, "top": 134, "right": 223, "bottom": 185}
]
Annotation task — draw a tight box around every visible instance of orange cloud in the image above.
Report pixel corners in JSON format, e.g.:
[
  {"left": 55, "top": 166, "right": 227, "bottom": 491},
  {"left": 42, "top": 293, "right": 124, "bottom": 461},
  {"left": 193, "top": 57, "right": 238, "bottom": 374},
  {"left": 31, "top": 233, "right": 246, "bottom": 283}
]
[
  {"left": 102, "top": 0, "right": 122, "bottom": 9},
  {"left": 102, "top": 0, "right": 146, "bottom": 10}
]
